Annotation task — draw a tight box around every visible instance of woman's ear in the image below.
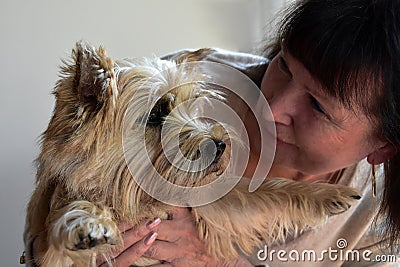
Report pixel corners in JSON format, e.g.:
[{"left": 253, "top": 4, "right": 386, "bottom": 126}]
[{"left": 367, "top": 143, "right": 399, "bottom": 165}]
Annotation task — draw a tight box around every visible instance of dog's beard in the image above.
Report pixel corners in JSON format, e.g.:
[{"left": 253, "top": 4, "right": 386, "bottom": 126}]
[{"left": 123, "top": 109, "right": 231, "bottom": 192}]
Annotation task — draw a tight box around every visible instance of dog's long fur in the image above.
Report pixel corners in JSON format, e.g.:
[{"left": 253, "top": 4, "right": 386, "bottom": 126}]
[{"left": 24, "top": 42, "right": 361, "bottom": 267}]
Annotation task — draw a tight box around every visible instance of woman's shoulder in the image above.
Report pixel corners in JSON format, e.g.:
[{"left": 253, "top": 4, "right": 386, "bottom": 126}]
[{"left": 162, "top": 48, "right": 269, "bottom": 87}]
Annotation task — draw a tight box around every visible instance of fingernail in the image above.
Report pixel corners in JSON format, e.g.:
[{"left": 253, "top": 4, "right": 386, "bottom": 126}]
[
  {"left": 146, "top": 217, "right": 161, "bottom": 229},
  {"left": 144, "top": 231, "right": 158, "bottom": 246}
]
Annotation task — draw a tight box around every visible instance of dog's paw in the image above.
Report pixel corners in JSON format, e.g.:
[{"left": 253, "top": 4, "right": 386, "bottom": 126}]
[
  {"left": 51, "top": 201, "right": 122, "bottom": 252},
  {"left": 316, "top": 184, "right": 361, "bottom": 215},
  {"left": 71, "top": 217, "right": 120, "bottom": 250}
]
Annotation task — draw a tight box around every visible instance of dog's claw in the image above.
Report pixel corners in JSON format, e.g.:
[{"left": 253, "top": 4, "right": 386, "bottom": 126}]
[
  {"left": 321, "top": 186, "right": 361, "bottom": 215},
  {"left": 68, "top": 219, "right": 119, "bottom": 250}
]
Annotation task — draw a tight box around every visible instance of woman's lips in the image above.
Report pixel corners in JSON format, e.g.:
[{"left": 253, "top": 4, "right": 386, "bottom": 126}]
[
  {"left": 258, "top": 121, "right": 296, "bottom": 147},
  {"left": 274, "top": 128, "right": 295, "bottom": 146},
  {"left": 277, "top": 137, "right": 291, "bottom": 145}
]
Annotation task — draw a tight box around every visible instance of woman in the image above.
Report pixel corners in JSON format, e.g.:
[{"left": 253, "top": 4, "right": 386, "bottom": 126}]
[
  {"left": 119, "top": 0, "right": 399, "bottom": 266},
  {"left": 29, "top": 0, "right": 400, "bottom": 266}
]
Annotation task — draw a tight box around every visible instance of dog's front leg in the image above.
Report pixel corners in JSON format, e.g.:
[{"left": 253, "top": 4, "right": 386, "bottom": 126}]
[
  {"left": 192, "top": 178, "right": 361, "bottom": 260},
  {"left": 43, "top": 200, "right": 121, "bottom": 267}
]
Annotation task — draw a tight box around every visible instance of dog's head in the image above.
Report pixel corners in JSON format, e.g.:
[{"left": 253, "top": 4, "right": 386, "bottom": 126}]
[{"left": 39, "top": 42, "right": 236, "bottom": 207}]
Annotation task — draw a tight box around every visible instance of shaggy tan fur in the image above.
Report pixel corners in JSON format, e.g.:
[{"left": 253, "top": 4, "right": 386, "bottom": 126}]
[{"left": 24, "top": 42, "right": 361, "bottom": 267}]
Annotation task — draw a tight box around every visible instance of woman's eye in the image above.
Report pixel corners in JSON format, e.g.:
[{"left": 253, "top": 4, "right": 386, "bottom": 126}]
[
  {"left": 278, "top": 56, "right": 292, "bottom": 77},
  {"left": 310, "top": 96, "right": 327, "bottom": 115}
]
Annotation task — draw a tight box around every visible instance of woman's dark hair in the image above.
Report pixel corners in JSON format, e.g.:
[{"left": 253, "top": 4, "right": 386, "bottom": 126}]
[{"left": 265, "top": 0, "right": 400, "bottom": 248}]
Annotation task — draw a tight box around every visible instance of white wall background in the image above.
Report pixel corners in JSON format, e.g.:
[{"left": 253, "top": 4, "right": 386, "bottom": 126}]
[{"left": 0, "top": 0, "right": 290, "bottom": 266}]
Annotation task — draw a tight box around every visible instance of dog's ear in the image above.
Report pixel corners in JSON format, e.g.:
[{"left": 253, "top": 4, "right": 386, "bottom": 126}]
[{"left": 60, "top": 41, "right": 117, "bottom": 109}]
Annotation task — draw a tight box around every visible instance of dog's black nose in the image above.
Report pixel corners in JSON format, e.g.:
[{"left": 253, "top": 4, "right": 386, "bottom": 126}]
[
  {"left": 199, "top": 139, "right": 226, "bottom": 163},
  {"left": 214, "top": 140, "right": 226, "bottom": 162}
]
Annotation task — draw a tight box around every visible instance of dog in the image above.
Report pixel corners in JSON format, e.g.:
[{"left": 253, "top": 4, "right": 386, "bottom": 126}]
[{"left": 23, "top": 42, "right": 361, "bottom": 267}]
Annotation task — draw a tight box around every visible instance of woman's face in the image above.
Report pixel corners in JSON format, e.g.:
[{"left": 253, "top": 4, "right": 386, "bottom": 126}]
[{"left": 259, "top": 50, "right": 384, "bottom": 177}]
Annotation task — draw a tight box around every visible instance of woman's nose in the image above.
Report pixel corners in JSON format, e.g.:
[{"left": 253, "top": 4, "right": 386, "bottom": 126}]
[{"left": 267, "top": 86, "right": 297, "bottom": 126}]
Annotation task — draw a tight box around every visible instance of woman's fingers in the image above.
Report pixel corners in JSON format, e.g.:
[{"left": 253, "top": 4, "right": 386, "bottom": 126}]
[
  {"left": 121, "top": 218, "right": 161, "bottom": 251},
  {"left": 156, "top": 208, "right": 193, "bottom": 242},
  {"left": 99, "top": 232, "right": 158, "bottom": 267},
  {"left": 139, "top": 208, "right": 234, "bottom": 267},
  {"left": 143, "top": 240, "right": 175, "bottom": 262},
  {"left": 97, "top": 218, "right": 161, "bottom": 266},
  {"left": 155, "top": 220, "right": 181, "bottom": 242}
]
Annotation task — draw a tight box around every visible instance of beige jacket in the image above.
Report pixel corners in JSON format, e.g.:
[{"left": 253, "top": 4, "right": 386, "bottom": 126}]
[{"left": 248, "top": 160, "right": 399, "bottom": 267}]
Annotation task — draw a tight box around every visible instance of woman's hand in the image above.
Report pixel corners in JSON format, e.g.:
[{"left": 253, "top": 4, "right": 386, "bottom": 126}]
[
  {"left": 96, "top": 218, "right": 161, "bottom": 267},
  {"left": 33, "top": 210, "right": 252, "bottom": 267},
  {"left": 142, "top": 208, "right": 253, "bottom": 267}
]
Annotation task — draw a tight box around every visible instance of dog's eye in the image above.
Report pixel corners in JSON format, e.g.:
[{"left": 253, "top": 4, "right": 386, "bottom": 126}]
[{"left": 147, "top": 100, "right": 170, "bottom": 126}]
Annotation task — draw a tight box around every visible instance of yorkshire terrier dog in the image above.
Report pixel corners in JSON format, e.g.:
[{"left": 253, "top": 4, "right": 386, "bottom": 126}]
[{"left": 24, "top": 42, "right": 361, "bottom": 267}]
